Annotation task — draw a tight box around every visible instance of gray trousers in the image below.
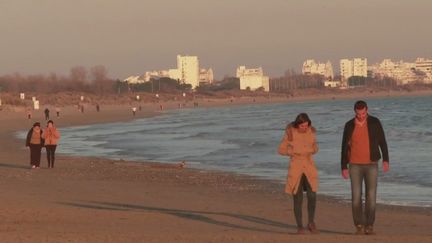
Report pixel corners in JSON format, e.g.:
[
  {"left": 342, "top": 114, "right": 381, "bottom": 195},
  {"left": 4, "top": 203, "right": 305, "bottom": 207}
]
[
  {"left": 293, "top": 174, "right": 316, "bottom": 227},
  {"left": 349, "top": 163, "right": 378, "bottom": 227}
]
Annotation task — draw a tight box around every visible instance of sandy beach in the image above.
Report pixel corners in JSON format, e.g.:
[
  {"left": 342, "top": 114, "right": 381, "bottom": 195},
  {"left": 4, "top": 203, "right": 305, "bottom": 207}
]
[{"left": 1, "top": 91, "right": 431, "bottom": 242}]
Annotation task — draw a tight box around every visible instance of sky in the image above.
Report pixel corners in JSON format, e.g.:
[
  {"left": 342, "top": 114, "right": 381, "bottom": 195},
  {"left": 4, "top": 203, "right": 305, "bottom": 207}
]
[{"left": 1, "top": 0, "right": 431, "bottom": 79}]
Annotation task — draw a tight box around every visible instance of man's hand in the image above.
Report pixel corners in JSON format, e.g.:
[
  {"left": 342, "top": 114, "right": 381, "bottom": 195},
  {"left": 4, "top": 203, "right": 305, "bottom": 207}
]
[
  {"left": 342, "top": 169, "right": 349, "bottom": 179},
  {"left": 383, "top": 161, "right": 389, "bottom": 172}
]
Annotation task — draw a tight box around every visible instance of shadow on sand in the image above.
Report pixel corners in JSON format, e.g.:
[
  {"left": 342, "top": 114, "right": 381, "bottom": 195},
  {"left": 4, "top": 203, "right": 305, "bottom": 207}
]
[
  {"left": 0, "top": 163, "right": 30, "bottom": 170},
  {"left": 58, "top": 201, "right": 350, "bottom": 235}
]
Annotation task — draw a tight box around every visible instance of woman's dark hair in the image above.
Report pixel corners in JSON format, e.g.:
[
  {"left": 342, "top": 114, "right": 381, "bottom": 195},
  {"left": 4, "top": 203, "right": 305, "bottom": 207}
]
[
  {"left": 354, "top": 100, "right": 368, "bottom": 110},
  {"left": 293, "top": 113, "right": 311, "bottom": 128},
  {"left": 47, "top": 120, "right": 54, "bottom": 126},
  {"left": 33, "top": 122, "right": 41, "bottom": 127}
]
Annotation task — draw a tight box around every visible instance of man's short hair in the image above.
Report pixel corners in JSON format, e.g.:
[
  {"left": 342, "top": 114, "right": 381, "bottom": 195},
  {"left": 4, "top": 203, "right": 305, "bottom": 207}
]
[{"left": 354, "top": 100, "right": 368, "bottom": 110}]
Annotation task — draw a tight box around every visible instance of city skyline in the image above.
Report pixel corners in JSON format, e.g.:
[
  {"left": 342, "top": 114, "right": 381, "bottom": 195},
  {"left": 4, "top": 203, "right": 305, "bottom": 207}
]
[{"left": 1, "top": 0, "right": 431, "bottom": 79}]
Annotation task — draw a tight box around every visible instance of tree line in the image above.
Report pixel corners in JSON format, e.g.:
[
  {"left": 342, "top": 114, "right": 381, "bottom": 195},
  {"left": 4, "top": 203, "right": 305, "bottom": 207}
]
[
  {"left": 0, "top": 67, "right": 429, "bottom": 96},
  {"left": 0, "top": 65, "right": 114, "bottom": 94}
]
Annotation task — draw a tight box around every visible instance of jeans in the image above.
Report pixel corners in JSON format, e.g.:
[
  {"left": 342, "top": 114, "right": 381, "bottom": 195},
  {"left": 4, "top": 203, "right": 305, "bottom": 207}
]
[
  {"left": 45, "top": 145, "right": 57, "bottom": 168},
  {"left": 349, "top": 163, "right": 378, "bottom": 227},
  {"left": 293, "top": 174, "right": 316, "bottom": 227}
]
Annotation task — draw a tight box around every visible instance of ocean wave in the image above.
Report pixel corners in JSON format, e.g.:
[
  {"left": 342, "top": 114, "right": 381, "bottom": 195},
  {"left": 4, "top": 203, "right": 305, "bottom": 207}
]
[
  {"left": 54, "top": 96, "right": 432, "bottom": 207},
  {"left": 387, "top": 129, "right": 432, "bottom": 143}
]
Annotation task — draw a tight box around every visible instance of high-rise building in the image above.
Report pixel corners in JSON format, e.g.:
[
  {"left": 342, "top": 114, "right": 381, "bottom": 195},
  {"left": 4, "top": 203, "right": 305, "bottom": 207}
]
[
  {"left": 302, "top": 59, "right": 334, "bottom": 80},
  {"left": 340, "top": 58, "right": 367, "bottom": 83},
  {"left": 236, "top": 66, "right": 270, "bottom": 92},
  {"left": 353, "top": 58, "right": 368, "bottom": 77},
  {"left": 176, "top": 55, "right": 200, "bottom": 89},
  {"left": 137, "top": 55, "right": 212, "bottom": 89}
]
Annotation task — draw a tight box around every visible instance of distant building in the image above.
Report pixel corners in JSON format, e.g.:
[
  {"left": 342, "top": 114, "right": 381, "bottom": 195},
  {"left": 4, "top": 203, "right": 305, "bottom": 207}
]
[
  {"left": 199, "top": 68, "right": 214, "bottom": 85},
  {"left": 144, "top": 70, "right": 170, "bottom": 82},
  {"left": 176, "top": 55, "right": 200, "bottom": 89},
  {"left": 168, "top": 68, "right": 181, "bottom": 81},
  {"left": 415, "top": 58, "right": 432, "bottom": 83},
  {"left": 340, "top": 59, "right": 353, "bottom": 81},
  {"left": 340, "top": 58, "right": 367, "bottom": 84},
  {"left": 137, "top": 55, "right": 212, "bottom": 89},
  {"left": 368, "top": 59, "right": 417, "bottom": 85},
  {"left": 123, "top": 75, "right": 145, "bottom": 84},
  {"left": 236, "top": 66, "right": 270, "bottom": 92},
  {"left": 324, "top": 80, "right": 342, "bottom": 88},
  {"left": 415, "top": 58, "right": 432, "bottom": 74},
  {"left": 302, "top": 59, "right": 334, "bottom": 80}
]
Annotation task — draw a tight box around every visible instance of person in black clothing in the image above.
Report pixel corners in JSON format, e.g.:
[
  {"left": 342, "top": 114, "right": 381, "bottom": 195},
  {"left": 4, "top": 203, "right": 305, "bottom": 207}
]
[
  {"left": 44, "top": 108, "right": 50, "bottom": 120},
  {"left": 56, "top": 107, "right": 61, "bottom": 118},
  {"left": 26, "top": 122, "right": 44, "bottom": 169}
]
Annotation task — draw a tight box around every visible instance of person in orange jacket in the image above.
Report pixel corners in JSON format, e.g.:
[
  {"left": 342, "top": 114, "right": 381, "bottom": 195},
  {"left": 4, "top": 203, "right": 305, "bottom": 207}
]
[
  {"left": 42, "top": 120, "right": 61, "bottom": 168},
  {"left": 341, "top": 100, "right": 389, "bottom": 235}
]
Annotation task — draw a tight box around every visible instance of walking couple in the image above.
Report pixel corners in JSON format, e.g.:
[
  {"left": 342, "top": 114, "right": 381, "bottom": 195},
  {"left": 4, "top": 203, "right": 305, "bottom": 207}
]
[
  {"left": 278, "top": 100, "right": 389, "bottom": 235},
  {"left": 26, "top": 120, "right": 61, "bottom": 169}
]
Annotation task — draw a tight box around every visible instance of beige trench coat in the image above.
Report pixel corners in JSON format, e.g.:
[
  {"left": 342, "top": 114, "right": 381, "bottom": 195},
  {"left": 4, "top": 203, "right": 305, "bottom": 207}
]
[{"left": 278, "top": 125, "right": 319, "bottom": 195}]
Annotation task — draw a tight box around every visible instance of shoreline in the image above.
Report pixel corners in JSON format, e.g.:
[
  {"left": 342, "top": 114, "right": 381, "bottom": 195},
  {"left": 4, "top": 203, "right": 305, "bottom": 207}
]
[
  {"left": 68, "top": 154, "right": 432, "bottom": 212},
  {"left": 19, "top": 91, "right": 432, "bottom": 209},
  {"left": 1, "top": 91, "right": 431, "bottom": 241},
  {"left": 7, "top": 90, "right": 432, "bottom": 210}
]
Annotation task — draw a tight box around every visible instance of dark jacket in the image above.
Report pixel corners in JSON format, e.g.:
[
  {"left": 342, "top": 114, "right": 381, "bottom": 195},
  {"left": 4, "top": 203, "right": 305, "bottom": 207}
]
[
  {"left": 26, "top": 128, "right": 44, "bottom": 147},
  {"left": 341, "top": 115, "right": 389, "bottom": 170}
]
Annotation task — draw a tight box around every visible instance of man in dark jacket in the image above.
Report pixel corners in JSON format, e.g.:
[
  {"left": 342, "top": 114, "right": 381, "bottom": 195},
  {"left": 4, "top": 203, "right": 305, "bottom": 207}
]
[{"left": 341, "top": 100, "right": 389, "bottom": 235}]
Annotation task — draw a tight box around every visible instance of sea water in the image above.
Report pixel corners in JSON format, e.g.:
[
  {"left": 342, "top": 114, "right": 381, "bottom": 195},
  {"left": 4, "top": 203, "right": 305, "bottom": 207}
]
[{"left": 18, "top": 95, "right": 432, "bottom": 207}]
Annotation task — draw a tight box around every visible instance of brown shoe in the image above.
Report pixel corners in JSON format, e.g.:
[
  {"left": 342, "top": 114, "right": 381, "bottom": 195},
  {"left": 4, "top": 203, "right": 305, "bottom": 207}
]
[
  {"left": 355, "top": 225, "right": 364, "bottom": 235},
  {"left": 296, "top": 227, "right": 306, "bottom": 234},
  {"left": 307, "top": 222, "right": 320, "bottom": 234},
  {"left": 365, "top": 225, "right": 375, "bottom": 235}
]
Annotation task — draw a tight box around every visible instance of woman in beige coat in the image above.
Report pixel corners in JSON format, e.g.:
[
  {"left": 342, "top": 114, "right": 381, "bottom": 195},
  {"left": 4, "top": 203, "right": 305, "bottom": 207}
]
[{"left": 278, "top": 113, "right": 319, "bottom": 234}]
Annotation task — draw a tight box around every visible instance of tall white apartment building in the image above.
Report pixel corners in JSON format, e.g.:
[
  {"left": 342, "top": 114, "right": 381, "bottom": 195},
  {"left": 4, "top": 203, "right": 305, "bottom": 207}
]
[
  {"left": 138, "top": 55, "right": 212, "bottom": 89},
  {"left": 340, "top": 59, "right": 353, "bottom": 80},
  {"left": 340, "top": 58, "right": 368, "bottom": 82},
  {"left": 176, "top": 55, "right": 200, "bottom": 89},
  {"left": 236, "top": 66, "right": 270, "bottom": 92},
  {"left": 302, "top": 59, "right": 334, "bottom": 80}
]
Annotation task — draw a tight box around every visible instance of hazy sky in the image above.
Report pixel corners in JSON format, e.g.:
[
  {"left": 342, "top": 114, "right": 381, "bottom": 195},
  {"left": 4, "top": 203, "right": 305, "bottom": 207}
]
[{"left": 1, "top": 0, "right": 431, "bottom": 79}]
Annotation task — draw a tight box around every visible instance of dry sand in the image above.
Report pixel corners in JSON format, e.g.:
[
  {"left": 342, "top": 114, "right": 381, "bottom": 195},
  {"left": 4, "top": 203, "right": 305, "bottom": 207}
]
[{"left": 0, "top": 91, "right": 431, "bottom": 242}]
